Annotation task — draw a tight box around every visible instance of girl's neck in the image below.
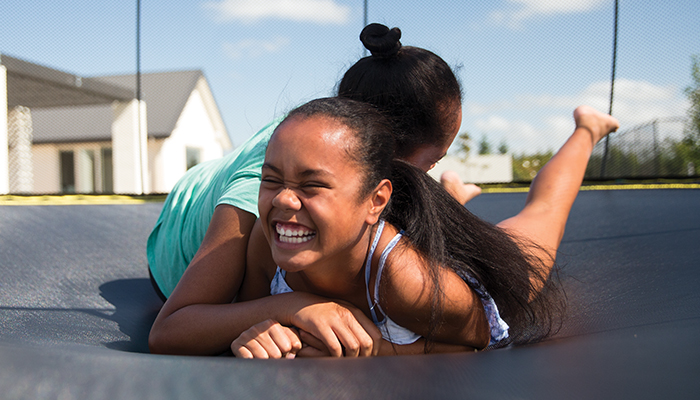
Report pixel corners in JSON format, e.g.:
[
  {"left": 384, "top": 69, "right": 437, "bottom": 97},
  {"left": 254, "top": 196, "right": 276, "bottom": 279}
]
[{"left": 291, "top": 223, "right": 379, "bottom": 299}]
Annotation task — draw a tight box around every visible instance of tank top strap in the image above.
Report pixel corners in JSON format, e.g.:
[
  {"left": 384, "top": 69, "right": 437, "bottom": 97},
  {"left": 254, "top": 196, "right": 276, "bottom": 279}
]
[
  {"left": 372, "top": 231, "right": 403, "bottom": 321},
  {"left": 364, "top": 220, "right": 404, "bottom": 324},
  {"left": 364, "top": 221, "right": 385, "bottom": 323}
]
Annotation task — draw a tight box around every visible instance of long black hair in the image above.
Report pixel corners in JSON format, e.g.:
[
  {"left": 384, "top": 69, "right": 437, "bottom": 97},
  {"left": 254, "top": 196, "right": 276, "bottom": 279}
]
[
  {"left": 283, "top": 97, "right": 563, "bottom": 349},
  {"left": 383, "top": 161, "right": 564, "bottom": 347},
  {"left": 337, "top": 23, "right": 462, "bottom": 159}
]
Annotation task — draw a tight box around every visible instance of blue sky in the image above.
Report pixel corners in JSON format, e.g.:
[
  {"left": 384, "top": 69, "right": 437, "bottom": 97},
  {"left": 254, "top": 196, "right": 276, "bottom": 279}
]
[{"left": 1, "top": 0, "right": 698, "bottom": 154}]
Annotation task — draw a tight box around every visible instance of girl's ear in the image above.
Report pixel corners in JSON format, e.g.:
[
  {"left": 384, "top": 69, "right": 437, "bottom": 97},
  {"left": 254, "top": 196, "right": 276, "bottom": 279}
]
[{"left": 365, "top": 179, "right": 392, "bottom": 225}]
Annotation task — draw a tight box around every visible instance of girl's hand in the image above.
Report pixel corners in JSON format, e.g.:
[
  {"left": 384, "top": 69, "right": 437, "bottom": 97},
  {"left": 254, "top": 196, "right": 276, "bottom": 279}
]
[
  {"left": 231, "top": 319, "right": 302, "bottom": 359},
  {"left": 286, "top": 294, "right": 382, "bottom": 357}
]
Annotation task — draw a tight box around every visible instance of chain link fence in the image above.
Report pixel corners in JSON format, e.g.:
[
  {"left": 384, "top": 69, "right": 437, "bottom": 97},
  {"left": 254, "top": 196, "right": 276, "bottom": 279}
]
[
  {"left": 1, "top": 1, "right": 698, "bottom": 194},
  {"left": 586, "top": 116, "right": 697, "bottom": 180}
]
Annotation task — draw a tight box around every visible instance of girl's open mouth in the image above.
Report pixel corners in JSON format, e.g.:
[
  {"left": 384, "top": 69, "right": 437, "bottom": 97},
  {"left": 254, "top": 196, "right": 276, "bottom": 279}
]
[{"left": 275, "top": 222, "right": 316, "bottom": 244}]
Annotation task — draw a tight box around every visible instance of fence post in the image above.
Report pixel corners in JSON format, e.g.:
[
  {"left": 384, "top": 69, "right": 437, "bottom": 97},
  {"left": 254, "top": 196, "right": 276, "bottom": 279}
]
[
  {"left": 7, "top": 106, "right": 33, "bottom": 193},
  {"left": 652, "top": 119, "right": 660, "bottom": 175},
  {"left": 0, "top": 65, "right": 8, "bottom": 194}
]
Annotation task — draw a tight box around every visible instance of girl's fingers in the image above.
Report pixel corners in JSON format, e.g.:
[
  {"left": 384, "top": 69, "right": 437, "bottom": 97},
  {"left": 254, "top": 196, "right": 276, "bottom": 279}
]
[
  {"left": 298, "top": 330, "right": 331, "bottom": 356},
  {"left": 268, "top": 324, "right": 302, "bottom": 356},
  {"left": 345, "top": 306, "right": 382, "bottom": 356},
  {"left": 296, "top": 345, "right": 329, "bottom": 358},
  {"left": 316, "top": 327, "right": 345, "bottom": 357},
  {"left": 231, "top": 342, "right": 254, "bottom": 358},
  {"left": 291, "top": 297, "right": 380, "bottom": 357},
  {"left": 256, "top": 329, "right": 285, "bottom": 358},
  {"left": 231, "top": 319, "right": 302, "bottom": 359},
  {"left": 234, "top": 337, "right": 269, "bottom": 359},
  {"left": 348, "top": 322, "right": 377, "bottom": 357},
  {"left": 332, "top": 326, "right": 362, "bottom": 357}
]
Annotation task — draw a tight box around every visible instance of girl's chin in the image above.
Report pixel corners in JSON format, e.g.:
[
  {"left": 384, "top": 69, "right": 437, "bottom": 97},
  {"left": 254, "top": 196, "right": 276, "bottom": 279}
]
[
  {"left": 271, "top": 252, "right": 316, "bottom": 272},
  {"left": 275, "top": 261, "right": 310, "bottom": 274}
]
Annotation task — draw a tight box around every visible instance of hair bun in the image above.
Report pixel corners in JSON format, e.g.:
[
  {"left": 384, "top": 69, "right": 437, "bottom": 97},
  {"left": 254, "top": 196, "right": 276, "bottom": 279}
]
[{"left": 360, "top": 23, "right": 402, "bottom": 58}]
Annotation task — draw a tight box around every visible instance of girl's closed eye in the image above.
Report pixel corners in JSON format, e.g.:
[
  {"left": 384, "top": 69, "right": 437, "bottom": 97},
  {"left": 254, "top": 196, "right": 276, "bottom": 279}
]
[
  {"left": 302, "top": 181, "right": 330, "bottom": 190},
  {"left": 261, "top": 176, "right": 283, "bottom": 186}
]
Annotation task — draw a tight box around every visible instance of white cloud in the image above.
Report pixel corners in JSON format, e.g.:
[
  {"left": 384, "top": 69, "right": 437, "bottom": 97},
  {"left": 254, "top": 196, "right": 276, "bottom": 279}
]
[
  {"left": 490, "top": 0, "right": 607, "bottom": 28},
  {"left": 223, "top": 36, "right": 291, "bottom": 59},
  {"left": 464, "top": 79, "right": 689, "bottom": 153},
  {"left": 580, "top": 79, "right": 687, "bottom": 126},
  {"left": 203, "top": 0, "right": 351, "bottom": 25},
  {"left": 474, "top": 115, "right": 539, "bottom": 140}
]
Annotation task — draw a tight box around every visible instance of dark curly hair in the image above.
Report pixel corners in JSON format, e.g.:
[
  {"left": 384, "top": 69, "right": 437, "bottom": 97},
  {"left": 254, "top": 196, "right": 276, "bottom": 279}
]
[{"left": 337, "top": 23, "right": 462, "bottom": 159}]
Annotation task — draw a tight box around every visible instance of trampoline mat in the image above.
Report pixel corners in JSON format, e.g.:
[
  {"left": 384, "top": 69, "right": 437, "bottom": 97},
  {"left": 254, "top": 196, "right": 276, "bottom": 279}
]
[{"left": 1, "top": 189, "right": 699, "bottom": 399}]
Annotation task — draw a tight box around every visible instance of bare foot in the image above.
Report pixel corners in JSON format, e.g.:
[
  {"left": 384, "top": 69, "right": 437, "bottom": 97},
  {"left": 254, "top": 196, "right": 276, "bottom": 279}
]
[
  {"left": 573, "top": 106, "right": 620, "bottom": 145},
  {"left": 440, "top": 170, "right": 482, "bottom": 205}
]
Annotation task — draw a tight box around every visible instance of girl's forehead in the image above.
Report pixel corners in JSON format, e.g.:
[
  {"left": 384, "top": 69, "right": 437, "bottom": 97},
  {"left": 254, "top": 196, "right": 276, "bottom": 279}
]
[{"left": 273, "top": 115, "right": 354, "bottom": 150}]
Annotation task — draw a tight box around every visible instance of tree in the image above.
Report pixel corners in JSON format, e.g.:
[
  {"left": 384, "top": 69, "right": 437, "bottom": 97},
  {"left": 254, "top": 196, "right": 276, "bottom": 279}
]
[
  {"left": 679, "top": 54, "right": 700, "bottom": 175},
  {"left": 478, "top": 135, "right": 492, "bottom": 155},
  {"left": 497, "top": 140, "right": 509, "bottom": 155},
  {"left": 686, "top": 54, "right": 700, "bottom": 136},
  {"left": 453, "top": 131, "right": 471, "bottom": 162},
  {"left": 513, "top": 151, "right": 553, "bottom": 181}
]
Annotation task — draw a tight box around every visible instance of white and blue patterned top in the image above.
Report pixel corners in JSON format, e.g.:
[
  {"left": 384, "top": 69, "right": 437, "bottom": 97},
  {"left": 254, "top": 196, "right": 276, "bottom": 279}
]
[{"left": 270, "top": 220, "right": 509, "bottom": 347}]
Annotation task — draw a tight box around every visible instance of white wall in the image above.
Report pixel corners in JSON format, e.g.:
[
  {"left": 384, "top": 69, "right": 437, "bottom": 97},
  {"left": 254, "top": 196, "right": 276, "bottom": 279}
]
[
  {"left": 31, "top": 144, "right": 60, "bottom": 193},
  {"left": 428, "top": 154, "right": 513, "bottom": 184},
  {"left": 32, "top": 142, "right": 111, "bottom": 194},
  {"left": 147, "top": 137, "right": 165, "bottom": 194},
  {"left": 151, "top": 86, "right": 226, "bottom": 193},
  {"left": 112, "top": 99, "right": 148, "bottom": 195}
]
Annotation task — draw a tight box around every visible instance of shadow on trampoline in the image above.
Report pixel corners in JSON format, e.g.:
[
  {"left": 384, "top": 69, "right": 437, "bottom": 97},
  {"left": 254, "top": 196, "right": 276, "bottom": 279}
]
[{"left": 98, "top": 278, "right": 162, "bottom": 353}]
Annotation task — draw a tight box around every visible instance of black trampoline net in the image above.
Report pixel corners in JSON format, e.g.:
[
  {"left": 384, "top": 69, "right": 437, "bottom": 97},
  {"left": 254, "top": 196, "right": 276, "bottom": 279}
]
[{"left": 1, "top": 1, "right": 698, "bottom": 195}]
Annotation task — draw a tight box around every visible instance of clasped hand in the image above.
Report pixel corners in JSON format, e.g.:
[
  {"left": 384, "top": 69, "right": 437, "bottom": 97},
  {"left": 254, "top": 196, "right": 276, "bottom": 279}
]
[{"left": 231, "top": 297, "right": 381, "bottom": 358}]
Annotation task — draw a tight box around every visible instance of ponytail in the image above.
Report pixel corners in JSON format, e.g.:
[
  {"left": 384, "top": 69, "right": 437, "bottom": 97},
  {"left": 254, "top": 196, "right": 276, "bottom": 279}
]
[{"left": 382, "top": 161, "right": 564, "bottom": 346}]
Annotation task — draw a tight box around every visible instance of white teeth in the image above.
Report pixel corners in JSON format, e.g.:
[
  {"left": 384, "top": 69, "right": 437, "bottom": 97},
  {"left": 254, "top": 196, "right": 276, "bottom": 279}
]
[
  {"left": 276, "top": 224, "right": 315, "bottom": 243},
  {"left": 278, "top": 235, "right": 314, "bottom": 244}
]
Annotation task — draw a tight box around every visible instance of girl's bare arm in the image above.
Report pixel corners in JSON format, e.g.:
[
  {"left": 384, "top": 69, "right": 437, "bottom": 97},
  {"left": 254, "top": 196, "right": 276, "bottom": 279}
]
[
  {"left": 497, "top": 106, "right": 619, "bottom": 291},
  {"left": 149, "top": 206, "right": 375, "bottom": 355}
]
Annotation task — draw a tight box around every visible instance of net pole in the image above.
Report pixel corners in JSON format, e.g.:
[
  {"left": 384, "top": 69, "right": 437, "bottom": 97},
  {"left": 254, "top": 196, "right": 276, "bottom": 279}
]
[
  {"left": 600, "top": 0, "right": 619, "bottom": 179},
  {"left": 363, "top": 0, "right": 368, "bottom": 56},
  {"left": 136, "top": 0, "right": 145, "bottom": 194}
]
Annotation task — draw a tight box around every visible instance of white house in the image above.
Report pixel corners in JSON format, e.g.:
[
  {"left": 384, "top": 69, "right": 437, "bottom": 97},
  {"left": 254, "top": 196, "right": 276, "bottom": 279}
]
[
  {"left": 1, "top": 53, "right": 231, "bottom": 195},
  {"left": 31, "top": 70, "right": 231, "bottom": 194},
  {"left": 428, "top": 154, "right": 513, "bottom": 184}
]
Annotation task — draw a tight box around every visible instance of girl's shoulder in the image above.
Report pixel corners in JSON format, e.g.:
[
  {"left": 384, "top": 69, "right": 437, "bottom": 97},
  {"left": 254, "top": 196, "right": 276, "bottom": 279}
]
[{"left": 373, "top": 223, "right": 432, "bottom": 308}]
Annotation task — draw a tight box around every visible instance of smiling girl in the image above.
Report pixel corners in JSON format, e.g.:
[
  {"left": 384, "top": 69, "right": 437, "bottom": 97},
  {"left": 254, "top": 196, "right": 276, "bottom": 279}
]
[{"left": 230, "top": 96, "right": 619, "bottom": 358}]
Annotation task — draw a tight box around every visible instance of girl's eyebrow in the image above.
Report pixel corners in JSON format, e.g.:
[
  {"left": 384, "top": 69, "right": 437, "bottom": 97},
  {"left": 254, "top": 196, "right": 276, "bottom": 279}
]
[{"left": 262, "top": 163, "right": 332, "bottom": 178}]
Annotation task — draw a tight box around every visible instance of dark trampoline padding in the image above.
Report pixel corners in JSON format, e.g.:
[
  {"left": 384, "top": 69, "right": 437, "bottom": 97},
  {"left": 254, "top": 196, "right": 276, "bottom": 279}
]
[{"left": 1, "top": 189, "right": 699, "bottom": 399}]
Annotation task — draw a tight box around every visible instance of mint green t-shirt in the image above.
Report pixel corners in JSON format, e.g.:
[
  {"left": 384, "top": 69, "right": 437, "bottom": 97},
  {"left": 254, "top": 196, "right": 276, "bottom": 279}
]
[{"left": 147, "top": 117, "right": 283, "bottom": 297}]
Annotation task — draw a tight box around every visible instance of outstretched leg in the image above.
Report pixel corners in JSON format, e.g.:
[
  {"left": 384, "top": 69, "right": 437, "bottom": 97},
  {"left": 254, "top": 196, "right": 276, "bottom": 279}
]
[
  {"left": 440, "top": 170, "right": 482, "bottom": 205},
  {"left": 497, "top": 106, "right": 619, "bottom": 286}
]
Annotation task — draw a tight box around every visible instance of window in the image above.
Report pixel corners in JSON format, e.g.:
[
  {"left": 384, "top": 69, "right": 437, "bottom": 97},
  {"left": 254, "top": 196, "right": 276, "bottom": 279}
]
[
  {"left": 186, "top": 147, "right": 202, "bottom": 170},
  {"left": 60, "top": 151, "right": 75, "bottom": 193},
  {"left": 101, "top": 148, "right": 113, "bottom": 193},
  {"left": 77, "top": 149, "right": 95, "bottom": 193}
]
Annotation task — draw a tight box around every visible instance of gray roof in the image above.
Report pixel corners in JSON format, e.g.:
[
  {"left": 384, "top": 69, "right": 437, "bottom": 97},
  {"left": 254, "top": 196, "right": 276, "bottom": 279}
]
[
  {"left": 1, "top": 53, "right": 133, "bottom": 108},
  {"left": 31, "top": 70, "right": 204, "bottom": 143}
]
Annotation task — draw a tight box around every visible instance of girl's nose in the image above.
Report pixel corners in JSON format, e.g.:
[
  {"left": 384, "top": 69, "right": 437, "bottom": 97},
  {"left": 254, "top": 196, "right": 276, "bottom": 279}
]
[{"left": 272, "top": 188, "right": 302, "bottom": 211}]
